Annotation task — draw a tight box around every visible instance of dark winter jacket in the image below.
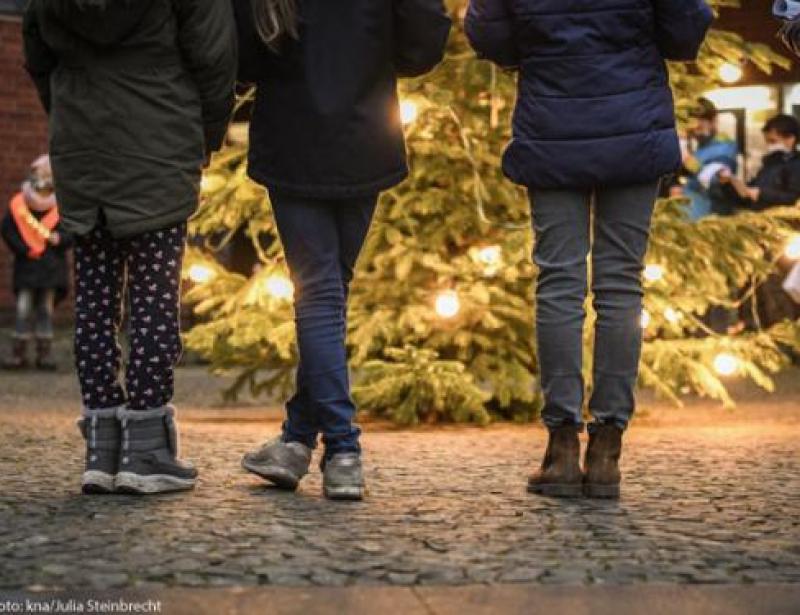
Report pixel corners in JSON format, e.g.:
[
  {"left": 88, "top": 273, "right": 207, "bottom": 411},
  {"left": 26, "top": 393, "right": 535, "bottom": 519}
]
[
  {"left": 465, "top": 0, "right": 714, "bottom": 189},
  {"left": 22, "top": 0, "right": 238, "bottom": 238},
  {"left": 723, "top": 150, "right": 800, "bottom": 211},
  {"left": 233, "top": 0, "right": 452, "bottom": 198},
  {"left": 1, "top": 206, "right": 72, "bottom": 302}
]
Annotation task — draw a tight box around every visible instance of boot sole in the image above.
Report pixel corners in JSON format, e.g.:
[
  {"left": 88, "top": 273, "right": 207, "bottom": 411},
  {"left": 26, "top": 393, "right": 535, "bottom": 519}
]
[
  {"left": 81, "top": 471, "right": 116, "bottom": 495},
  {"left": 323, "top": 485, "right": 365, "bottom": 501},
  {"left": 527, "top": 482, "right": 583, "bottom": 498},
  {"left": 584, "top": 483, "right": 621, "bottom": 499},
  {"left": 241, "top": 459, "right": 301, "bottom": 491},
  {"left": 115, "top": 471, "right": 196, "bottom": 495}
]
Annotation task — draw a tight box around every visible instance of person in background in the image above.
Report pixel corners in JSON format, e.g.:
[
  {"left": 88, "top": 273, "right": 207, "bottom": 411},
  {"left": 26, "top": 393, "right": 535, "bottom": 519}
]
[
  {"left": 682, "top": 98, "right": 740, "bottom": 219},
  {"left": 1, "top": 155, "right": 71, "bottom": 371},
  {"left": 717, "top": 114, "right": 800, "bottom": 210},
  {"left": 465, "top": 0, "right": 713, "bottom": 499},
  {"left": 23, "top": 0, "right": 237, "bottom": 495},
  {"left": 234, "top": 0, "right": 451, "bottom": 501},
  {"left": 776, "top": 0, "right": 800, "bottom": 55}
]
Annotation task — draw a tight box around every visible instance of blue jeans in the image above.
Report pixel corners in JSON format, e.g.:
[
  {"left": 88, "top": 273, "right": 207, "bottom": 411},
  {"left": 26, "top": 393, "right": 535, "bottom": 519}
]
[
  {"left": 14, "top": 288, "right": 55, "bottom": 339},
  {"left": 530, "top": 181, "right": 660, "bottom": 432},
  {"left": 270, "top": 191, "right": 378, "bottom": 458}
]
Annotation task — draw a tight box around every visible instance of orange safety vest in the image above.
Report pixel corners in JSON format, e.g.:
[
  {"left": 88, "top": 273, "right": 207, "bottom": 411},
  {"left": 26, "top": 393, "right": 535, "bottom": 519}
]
[{"left": 9, "top": 192, "right": 59, "bottom": 260}]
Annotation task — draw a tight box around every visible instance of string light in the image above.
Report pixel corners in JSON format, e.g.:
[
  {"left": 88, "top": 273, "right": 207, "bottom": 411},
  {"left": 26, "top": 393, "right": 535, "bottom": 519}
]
[
  {"left": 643, "top": 264, "right": 665, "bottom": 283},
  {"left": 435, "top": 290, "right": 461, "bottom": 319},
  {"left": 473, "top": 245, "right": 503, "bottom": 275},
  {"left": 718, "top": 62, "right": 743, "bottom": 84},
  {"left": 713, "top": 352, "right": 740, "bottom": 377},
  {"left": 400, "top": 100, "right": 419, "bottom": 125},
  {"left": 664, "top": 307, "right": 681, "bottom": 324},
  {"left": 785, "top": 235, "right": 800, "bottom": 260},
  {"left": 264, "top": 274, "right": 294, "bottom": 300},
  {"left": 640, "top": 309, "right": 651, "bottom": 329},
  {"left": 188, "top": 264, "right": 215, "bottom": 284}
]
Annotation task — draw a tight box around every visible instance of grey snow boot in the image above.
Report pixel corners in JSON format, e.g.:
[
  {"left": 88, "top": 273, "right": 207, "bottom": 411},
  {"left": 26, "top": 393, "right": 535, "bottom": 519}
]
[
  {"left": 77, "top": 406, "right": 123, "bottom": 494},
  {"left": 241, "top": 437, "right": 313, "bottom": 491},
  {"left": 322, "top": 453, "right": 365, "bottom": 501},
  {"left": 115, "top": 406, "right": 198, "bottom": 495}
]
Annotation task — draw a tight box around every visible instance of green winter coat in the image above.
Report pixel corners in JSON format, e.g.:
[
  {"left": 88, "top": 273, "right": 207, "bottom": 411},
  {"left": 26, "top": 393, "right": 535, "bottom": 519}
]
[{"left": 22, "top": 0, "right": 237, "bottom": 238}]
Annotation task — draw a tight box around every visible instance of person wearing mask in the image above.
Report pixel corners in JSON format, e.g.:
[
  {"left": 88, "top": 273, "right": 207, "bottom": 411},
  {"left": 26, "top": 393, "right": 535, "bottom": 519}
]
[
  {"left": 234, "top": 0, "right": 451, "bottom": 501},
  {"left": 718, "top": 114, "right": 800, "bottom": 210},
  {"left": 23, "top": 0, "right": 237, "bottom": 495},
  {"left": 682, "top": 98, "right": 740, "bottom": 219},
  {"left": 465, "top": 0, "right": 713, "bottom": 499}
]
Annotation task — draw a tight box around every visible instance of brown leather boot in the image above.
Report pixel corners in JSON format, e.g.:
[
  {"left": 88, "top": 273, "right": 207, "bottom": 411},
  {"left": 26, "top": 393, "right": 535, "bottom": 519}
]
[
  {"left": 584, "top": 424, "right": 623, "bottom": 499},
  {"left": 2, "top": 338, "right": 30, "bottom": 370},
  {"left": 35, "top": 338, "right": 57, "bottom": 371},
  {"left": 527, "top": 424, "right": 583, "bottom": 498}
]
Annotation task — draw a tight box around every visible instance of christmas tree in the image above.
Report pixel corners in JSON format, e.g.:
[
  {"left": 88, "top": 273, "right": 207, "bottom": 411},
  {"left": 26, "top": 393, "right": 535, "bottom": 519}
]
[{"left": 184, "top": 0, "right": 800, "bottom": 425}]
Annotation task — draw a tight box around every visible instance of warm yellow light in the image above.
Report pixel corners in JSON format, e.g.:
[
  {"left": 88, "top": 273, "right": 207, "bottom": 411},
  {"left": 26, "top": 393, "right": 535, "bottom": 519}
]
[
  {"left": 785, "top": 235, "right": 800, "bottom": 260},
  {"left": 435, "top": 290, "right": 461, "bottom": 319},
  {"left": 474, "top": 245, "right": 503, "bottom": 275},
  {"left": 704, "top": 86, "right": 773, "bottom": 112},
  {"left": 477, "top": 245, "right": 502, "bottom": 266},
  {"left": 664, "top": 307, "right": 681, "bottom": 324},
  {"left": 640, "top": 309, "right": 651, "bottom": 329},
  {"left": 188, "top": 264, "right": 215, "bottom": 284},
  {"left": 400, "top": 100, "right": 419, "bottom": 126},
  {"left": 643, "top": 264, "right": 665, "bottom": 283},
  {"left": 264, "top": 274, "right": 294, "bottom": 300},
  {"left": 713, "top": 352, "right": 740, "bottom": 377},
  {"left": 718, "top": 62, "right": 743, "bottom": 85}
]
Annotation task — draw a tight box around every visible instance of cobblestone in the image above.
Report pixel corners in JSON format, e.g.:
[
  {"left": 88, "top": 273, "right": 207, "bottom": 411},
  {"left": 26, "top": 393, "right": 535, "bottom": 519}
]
[{"left": 0, "top": 403, "right": 798, "bottom": 591}]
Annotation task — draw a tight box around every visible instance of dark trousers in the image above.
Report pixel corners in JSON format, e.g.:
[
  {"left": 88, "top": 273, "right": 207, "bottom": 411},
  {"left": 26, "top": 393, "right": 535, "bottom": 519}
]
[
  {"left": 14, "top": 288, "right": 55, "bottom": 339},
  {"left": 530, "top": 181, "right": 660, "bottom": 431},
  {"left": 73, "top": 224, "right": 186, "bottom": 411},
  {"left": 270, "top": 191, "right": 378, "bottom": 458}
]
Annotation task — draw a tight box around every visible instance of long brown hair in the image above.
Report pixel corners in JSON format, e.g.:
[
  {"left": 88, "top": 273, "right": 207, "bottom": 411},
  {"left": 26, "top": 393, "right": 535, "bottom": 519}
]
[{"left": 252, "top": 0, "right": 299, "bottom": 50}]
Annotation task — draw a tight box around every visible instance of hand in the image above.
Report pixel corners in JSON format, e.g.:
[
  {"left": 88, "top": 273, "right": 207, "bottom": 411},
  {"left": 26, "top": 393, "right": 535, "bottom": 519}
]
[
  {"left": 746, "top": 187, "right": 761, "bottom": 202},
  {"left": 48, "top": 231, "right": 61, "bottom": 246},
  {"left": 718, "top": 168, "right": 732, "bottom": 183}
]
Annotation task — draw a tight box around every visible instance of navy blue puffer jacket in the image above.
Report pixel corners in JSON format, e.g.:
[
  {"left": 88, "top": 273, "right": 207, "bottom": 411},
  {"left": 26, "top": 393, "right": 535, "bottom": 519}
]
[{"left": 465, "top": 0, "right": 714, "bottom": 189}]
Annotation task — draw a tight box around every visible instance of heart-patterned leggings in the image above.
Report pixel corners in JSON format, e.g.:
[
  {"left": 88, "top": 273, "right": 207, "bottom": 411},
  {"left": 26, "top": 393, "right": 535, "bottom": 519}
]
[{"left": 73, "top": 224, "right": 186, "bottom": 411}]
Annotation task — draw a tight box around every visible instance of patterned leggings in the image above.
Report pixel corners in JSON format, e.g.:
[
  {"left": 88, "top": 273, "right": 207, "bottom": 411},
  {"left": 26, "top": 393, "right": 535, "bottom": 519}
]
[{"left": 73, "top": 224, "right": 186, "bottom": 411}]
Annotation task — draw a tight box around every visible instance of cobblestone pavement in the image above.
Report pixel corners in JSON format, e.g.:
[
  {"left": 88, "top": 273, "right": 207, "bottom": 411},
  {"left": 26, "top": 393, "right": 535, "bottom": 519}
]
[{"left": 1, "top": 398, "right": 799, "bottom": 592}]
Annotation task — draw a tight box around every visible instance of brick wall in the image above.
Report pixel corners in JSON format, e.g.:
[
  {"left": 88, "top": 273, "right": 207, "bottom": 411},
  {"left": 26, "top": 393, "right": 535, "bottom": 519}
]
[{"left": 0, "top": 15, "right": 49, "bottom": 319}]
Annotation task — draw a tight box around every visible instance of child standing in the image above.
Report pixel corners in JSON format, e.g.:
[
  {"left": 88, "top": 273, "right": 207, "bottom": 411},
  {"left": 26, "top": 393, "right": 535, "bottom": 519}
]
[
  {"left": 2, "top": 155, "right": 71, "bottom": 371},
  {"left": 23, "top": 0, "right": 237, "bottom": 495},
  {"left": 234, "top": 0, "right": 451, "bottom": 500},
  {"left": 466, "top": 0, "right": 713, "bottom": 499}
]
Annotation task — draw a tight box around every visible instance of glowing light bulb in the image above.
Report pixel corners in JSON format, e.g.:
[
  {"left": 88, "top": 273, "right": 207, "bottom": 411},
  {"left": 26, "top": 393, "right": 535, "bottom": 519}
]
[
  {"left": 264, "top": 274, "right": 294, "bottom": 300},
  {"left": 188, "top": 264, "right": 215, "bottom": 284},
  {"left": 664, "top": 307, "right": 681, "bottom": 324},
  {"left": 435, "top": 290, "right": 461, "bottom": 319},
  {"left": 719, "top": 62, "right": 743, "bottom": 85},
  {"left": 475, "top": 245, "right": 503, "bottom": 275},
  {"left": 640, "top": 309, "right": 651, "bottom": 329},
  {"left": 400, "top": 100, "right": 419, "bottom": 125},
  {"left": 785, "top": 235, "right": 800, "bottom": 260},
  {"left": 713, "top": 353, "right": 739, "bottom": 377},
  {"left": 644, "top": 264, "right": 665, "bottom": 283}
]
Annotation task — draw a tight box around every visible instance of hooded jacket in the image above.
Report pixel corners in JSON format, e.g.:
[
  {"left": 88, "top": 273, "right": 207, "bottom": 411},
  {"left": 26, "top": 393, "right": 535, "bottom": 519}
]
[
  {"left": 465, "top": 0, "right": 714, "bottom": 190},
  {"left": 234, "top": 0, "right": 452, "bottom": 198},
  {"left": 23, "top": 0, "right": 238, "bottom": 238}
]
